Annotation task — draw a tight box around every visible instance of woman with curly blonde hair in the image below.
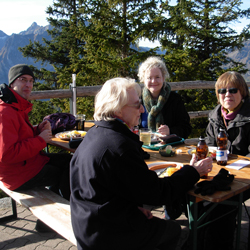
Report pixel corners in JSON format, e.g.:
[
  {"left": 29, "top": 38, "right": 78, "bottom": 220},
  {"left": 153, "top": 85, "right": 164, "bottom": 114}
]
[{"left": 138, "top": 56, "right": 191, "bottom": 138}]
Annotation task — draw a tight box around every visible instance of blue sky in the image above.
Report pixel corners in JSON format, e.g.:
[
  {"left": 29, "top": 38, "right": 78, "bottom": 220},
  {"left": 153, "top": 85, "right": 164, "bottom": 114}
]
[{"left": 1, "top": 0, "right": 250, "bottom": 47}]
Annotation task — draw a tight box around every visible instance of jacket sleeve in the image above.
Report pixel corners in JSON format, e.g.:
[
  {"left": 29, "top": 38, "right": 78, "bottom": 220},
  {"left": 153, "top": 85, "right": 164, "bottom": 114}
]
[
  {"left": 167, "top": 94, "right": 192, "bottom": 139},
  {"left": 205, "top": 119, "right": 217, "bottom": 146},
  {"left": 105, "top": 149, "right": 200, "bottom": 207},
  {"left": 0, "top": 108, "right": 47, "bottom": 164}
]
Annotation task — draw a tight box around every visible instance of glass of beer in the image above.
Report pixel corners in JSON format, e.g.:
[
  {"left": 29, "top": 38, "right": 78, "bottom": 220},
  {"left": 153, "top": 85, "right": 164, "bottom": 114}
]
[
  {"left": 139, "top": 128, "right": 152, "bottom": 146},
  {"left": 75, "top": 114, "right": 86, "bottom": 131}
]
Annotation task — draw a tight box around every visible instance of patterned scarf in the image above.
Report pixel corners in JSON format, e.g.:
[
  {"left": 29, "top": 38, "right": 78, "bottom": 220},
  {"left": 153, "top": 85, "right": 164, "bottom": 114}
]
[{"left": 142, "top": 82, "right": 171, "bottom": 132}]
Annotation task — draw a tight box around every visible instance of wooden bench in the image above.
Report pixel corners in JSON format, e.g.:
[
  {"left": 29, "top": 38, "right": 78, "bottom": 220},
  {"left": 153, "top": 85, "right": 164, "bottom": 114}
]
[{"left": 0, "top": 181, "right": 76, "bottom": 246}]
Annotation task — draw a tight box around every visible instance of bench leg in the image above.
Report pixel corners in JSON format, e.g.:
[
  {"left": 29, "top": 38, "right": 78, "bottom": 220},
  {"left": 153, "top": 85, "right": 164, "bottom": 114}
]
[{"left": 0, "top": 198, "right": 17, "bottom": 222}]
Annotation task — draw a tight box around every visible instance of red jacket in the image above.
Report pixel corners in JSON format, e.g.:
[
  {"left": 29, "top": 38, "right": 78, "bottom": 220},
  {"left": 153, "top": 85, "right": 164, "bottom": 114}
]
[{"left": 0, "top": 87, "right": 49, "bottom": 190}]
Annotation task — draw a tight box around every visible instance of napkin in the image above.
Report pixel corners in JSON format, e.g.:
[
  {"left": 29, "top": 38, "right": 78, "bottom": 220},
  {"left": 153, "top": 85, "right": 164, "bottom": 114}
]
[{"left": 226, "top": 160, "right": 250, "bottom": 170}]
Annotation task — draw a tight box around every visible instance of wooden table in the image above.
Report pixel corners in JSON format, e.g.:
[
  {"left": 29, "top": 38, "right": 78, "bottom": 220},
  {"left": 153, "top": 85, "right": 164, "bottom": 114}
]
[
  {"left": 49, "top": 137, "right": 250, "bottom": 250},
  {"left": 49, "top": 121, "right": 95, "bottom": 153},
  {"left": 143, "top": 145, "right": 250, "bottom": 250}
]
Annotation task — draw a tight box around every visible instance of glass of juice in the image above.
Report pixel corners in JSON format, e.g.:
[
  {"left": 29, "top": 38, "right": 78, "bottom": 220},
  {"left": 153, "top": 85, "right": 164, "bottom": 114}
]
[{"left": 139, "top": 128, "right": 152, "bottom": 146}]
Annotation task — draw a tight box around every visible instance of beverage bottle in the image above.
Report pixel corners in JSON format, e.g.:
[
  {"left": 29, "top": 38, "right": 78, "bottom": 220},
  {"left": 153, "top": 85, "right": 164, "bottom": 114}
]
[
  {"left": 216, "top": 128, "right": 228, "bottom": 166},
  {"left": 133, "top": 126, "right": 139, "bottom": 135},
  {"left": 196, "top": 135, "right": 208, "bottom": 160}
]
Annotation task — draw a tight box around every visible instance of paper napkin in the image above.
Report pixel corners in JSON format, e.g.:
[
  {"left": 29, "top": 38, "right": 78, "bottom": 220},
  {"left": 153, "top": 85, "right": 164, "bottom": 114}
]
[{"left": 226, "top": 160, "right": 250, "bottom": 170}]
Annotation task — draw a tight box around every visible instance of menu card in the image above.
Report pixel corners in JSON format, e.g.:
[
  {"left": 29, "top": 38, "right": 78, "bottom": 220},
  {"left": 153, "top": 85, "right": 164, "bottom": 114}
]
[{"left": 226, "top": 160, "right": 250, "bottom": 170}]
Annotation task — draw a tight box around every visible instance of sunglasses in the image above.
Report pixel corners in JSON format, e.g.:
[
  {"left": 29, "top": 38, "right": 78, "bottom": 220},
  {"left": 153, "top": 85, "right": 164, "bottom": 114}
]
[{"left": 217, "top": 88, "right": 238, "bottom": 94}]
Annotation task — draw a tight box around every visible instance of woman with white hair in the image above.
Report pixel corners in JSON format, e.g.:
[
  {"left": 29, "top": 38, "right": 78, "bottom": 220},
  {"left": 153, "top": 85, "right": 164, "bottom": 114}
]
[
  {"left": 138, "top": 56, "right": 191, "bottom": 138},
  {"left": 70, "top": 77, "right": 212, "bottom": 250}
]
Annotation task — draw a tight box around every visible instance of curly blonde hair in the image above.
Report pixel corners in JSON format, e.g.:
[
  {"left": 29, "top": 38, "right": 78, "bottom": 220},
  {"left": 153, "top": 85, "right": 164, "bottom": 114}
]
[
  {"left": 94, "top": 77, "right": 141, "bottom": 121},
  {"left": 137, "top": 56, "right": 170, "bottom": 83}
]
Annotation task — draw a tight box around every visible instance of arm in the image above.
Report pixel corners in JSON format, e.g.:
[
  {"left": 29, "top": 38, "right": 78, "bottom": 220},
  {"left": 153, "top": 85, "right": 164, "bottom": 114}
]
[
  {"left": 163, "top": 93, "right": 192, "bottom": 139},
  {"left": 107, "top": 149, "right": 201, "bottom": 207},
  {"left": 0, "top": 108, "right": 47, "bottom": 164}
]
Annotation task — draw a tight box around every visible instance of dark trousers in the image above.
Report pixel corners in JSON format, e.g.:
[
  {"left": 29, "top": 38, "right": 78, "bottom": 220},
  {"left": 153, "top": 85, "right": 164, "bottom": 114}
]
[
  {"left": 15, "top": 153, "right": 72, "bottom": 200},
  {"left": 136, "top": 216, "right": 181, "bottom": 250}
]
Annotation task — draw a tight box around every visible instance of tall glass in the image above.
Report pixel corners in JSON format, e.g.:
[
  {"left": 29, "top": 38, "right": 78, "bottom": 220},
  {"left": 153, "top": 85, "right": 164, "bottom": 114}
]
[
  {"left": 75, "top": 114, "right": 86, "bottom": 131},
  {"left": 139, "top": 128, "right": 152, "bottom": 146}
]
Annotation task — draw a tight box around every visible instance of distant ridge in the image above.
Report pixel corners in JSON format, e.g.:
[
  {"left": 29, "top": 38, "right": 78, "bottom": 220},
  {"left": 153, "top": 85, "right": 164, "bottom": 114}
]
[
  {"left": 0, "top": 22, "right": 52, "bottom": 84},
  {"left": 0, "top": 22, "right": 249, "bottom": 83}
]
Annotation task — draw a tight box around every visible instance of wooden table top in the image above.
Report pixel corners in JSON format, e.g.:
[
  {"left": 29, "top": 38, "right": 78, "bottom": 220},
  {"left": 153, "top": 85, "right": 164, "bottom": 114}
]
[
  {"left": 144, "top": 145, "right": 250, "bottom": 202},
  {"left": 49, "top": 121, "right": 95, "bottom": 153},
  {"left": 49, "top": 134, "right": 250, "bottom": 203}
]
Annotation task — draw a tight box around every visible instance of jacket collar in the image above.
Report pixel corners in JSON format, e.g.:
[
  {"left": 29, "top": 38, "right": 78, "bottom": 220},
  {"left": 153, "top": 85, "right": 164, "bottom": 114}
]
[
  {"left": 0, "top": 83, "right": 33, "bottom": 112},
  {"left": 209, "top": 99, "right": 250, "bottom": 124},
  {"left": 94, "top": 120, "right": 141, "bottom": 142}
]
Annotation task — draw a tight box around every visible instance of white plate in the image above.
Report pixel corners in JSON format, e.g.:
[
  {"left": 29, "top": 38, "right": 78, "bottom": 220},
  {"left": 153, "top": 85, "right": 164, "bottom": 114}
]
[
  {"left": 147, "top": 162, "right": 183, "bottom": 177},
  {"left": 55, "top": 130, "right": 87, "bottom": 141}
]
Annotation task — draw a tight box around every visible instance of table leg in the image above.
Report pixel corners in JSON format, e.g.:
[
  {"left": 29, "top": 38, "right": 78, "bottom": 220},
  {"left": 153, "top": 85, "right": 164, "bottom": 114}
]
[
  {"left": 235, "top": 192, "right": 243, "bottom": 250},
  {"left": 188, "top": 197, "right": 198, "bottom": 250}
]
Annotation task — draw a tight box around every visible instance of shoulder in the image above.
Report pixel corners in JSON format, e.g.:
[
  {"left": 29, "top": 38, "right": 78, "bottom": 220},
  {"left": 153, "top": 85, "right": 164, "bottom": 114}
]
[
  {"left": 208, "top": 104, "right": 221, "bottom": 119},
  {"left": 167, "top": 91, "right": 184, "bottom": 104}
]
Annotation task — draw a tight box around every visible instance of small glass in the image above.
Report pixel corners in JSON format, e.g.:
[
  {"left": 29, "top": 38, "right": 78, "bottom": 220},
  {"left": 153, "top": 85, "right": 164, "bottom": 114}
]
[
  {"left": 139, "top": 128, "right": 152, "bottom": 146},
  {"left": 75, "top": 114, "right": 86, "bottom": 131}
]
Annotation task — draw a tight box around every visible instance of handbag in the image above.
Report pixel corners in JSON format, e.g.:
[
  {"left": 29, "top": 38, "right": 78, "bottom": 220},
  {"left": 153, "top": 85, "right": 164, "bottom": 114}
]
[{"left": 43, "top": 113, "right": 76, "bottom": 134}]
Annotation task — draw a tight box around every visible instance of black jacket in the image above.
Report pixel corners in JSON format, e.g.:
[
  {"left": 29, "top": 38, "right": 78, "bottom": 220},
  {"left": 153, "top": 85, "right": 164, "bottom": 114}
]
[
  {"left": 70, "top": 120, "right": 199, "bottom": 250},
  {"left": 141, "top": 91, "right": 192, "bottom": 139},
  {"left": 205, "top": 98, "right": 250, "bottom": 157}
]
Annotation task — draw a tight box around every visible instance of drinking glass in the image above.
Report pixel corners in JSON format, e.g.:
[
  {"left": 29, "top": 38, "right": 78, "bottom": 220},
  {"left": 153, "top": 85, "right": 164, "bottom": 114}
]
[
  {"left": 75, "top": 114, "right": 86, "bottom": 131},
  {"left": 139, "top": 128, "right": 152, "bottom": 146}
]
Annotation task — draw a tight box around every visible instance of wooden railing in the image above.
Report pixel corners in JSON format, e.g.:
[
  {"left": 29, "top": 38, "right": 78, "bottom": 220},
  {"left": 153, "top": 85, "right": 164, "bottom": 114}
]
[{"left": 30, "top": 80, "right": 250, "bottom": 120}]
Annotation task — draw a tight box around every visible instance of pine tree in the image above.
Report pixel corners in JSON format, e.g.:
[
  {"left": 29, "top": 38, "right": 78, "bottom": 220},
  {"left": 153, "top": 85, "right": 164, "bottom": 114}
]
[
  {"left": 21, "top": 0, "right": 170, "bottom": 119},
  {"left": 159, "top": 0, "right": 250, "bottom": 136}
]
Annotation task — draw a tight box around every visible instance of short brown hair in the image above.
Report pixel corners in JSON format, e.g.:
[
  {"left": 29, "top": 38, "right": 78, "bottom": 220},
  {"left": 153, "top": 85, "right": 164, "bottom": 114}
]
[{"left": 215, "top": 71, "right": 249, "bottom": 101}]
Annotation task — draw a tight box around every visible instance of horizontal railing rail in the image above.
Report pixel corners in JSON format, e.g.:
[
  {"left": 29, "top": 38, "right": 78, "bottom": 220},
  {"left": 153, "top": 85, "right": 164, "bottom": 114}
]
[{"left": 29, "top": 80, "right": 250, "bottom": 119}]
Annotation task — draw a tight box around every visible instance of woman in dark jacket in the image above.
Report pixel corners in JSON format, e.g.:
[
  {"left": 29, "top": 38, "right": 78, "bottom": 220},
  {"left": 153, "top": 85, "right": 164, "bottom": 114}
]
[
  {"left": 70, "top": 77, "right": 212, "bottom": 250},
  {"left": 206, "top": 71, "right": 250, "bottom": 156},
  {"left": 199, "top": 71, "right": 250, "bottom": 250},
  {"left": 138, "top": 56, "right": 191, "bottom": 139}
]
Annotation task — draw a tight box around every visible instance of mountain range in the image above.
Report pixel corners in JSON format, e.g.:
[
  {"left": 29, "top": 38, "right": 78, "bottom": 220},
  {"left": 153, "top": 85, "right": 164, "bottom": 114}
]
[
  {"left": 0, "top": 22, "right": 52, "bottom": 84},
  {"left": 0, "top": 22, "right": 249, "bottom": 84}
]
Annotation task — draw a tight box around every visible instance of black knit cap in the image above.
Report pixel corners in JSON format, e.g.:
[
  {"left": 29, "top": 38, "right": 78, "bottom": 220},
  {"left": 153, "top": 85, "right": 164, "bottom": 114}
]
[{"left": 8, "top": 64, "right": 35, "bottom": 86}]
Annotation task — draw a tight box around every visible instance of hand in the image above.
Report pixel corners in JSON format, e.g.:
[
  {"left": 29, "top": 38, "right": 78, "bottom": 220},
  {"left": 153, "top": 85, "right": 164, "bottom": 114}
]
[
  {"left": 138, "top": 207, "right": 153, "bottom": 219},
  {"left": 38, "top": 120, "right": 51, "bottom": 132},
  {"left": 157, "top": 124, "right": 170, "bottom": 136},
  {"left": 39, "top": 129, "right": 52, "bottom": 143},
  {"left": 190, "top": 156, "right": 213, "bottom": 177},
  {"left": 190, "top": 153, "right": 198, "bottom": 166}
]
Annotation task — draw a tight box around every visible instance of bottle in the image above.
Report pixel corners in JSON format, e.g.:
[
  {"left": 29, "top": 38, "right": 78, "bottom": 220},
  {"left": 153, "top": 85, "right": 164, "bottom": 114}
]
[
  {"left": 132, "top": 126, "right": 139, "bottom": 135},
  {"left": 196, "top": 136, "right": 208, "bottom": 160},
  {"left": 216, "top": 128, "right": 228, "bottom": 166}
]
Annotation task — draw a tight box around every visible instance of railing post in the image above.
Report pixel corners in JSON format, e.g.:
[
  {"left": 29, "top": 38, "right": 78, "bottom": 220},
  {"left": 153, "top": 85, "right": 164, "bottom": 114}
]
[{"left": 69, "top": 74, "right": 77, "bottom": 116}]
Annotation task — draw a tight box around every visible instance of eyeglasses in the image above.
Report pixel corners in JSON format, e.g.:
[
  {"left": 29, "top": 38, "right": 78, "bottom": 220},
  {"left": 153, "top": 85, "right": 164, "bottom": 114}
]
[
  {"left": 17, "top": 77, "right": 34, "bottom": 84},
  {"left": 217, "top": 88, "right": 238, "bottom": 94},
  {"left": 126, "top": 99, "right": 143, "bottom": 109}
]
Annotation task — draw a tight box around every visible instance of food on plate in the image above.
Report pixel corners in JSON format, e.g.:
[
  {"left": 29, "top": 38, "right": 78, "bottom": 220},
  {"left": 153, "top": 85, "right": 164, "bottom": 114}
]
[
  {"left": 58, "top": 130, "right": 87, "bottom": 139},
  {"left": 149, "top": 163, "right": 177, "bottom": 171},
  {"left": 208, "top": 150, "right": 216, "bottom": 158},
  {"left": 166, "top": 166, "right": 181, "bottom": 176},
  {"left": 159, "top": 166, "right": 182, "bottom": 177},
  {"left": 190, "top": 148, "right": 216, "bottom": 158}
]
